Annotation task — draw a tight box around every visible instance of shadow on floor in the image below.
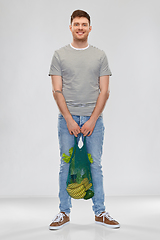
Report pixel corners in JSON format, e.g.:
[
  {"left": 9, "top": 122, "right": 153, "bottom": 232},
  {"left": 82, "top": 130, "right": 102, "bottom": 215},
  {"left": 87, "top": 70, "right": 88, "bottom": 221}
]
[{"left": 1, "top": 223, "right": 117, "bottom": 240}]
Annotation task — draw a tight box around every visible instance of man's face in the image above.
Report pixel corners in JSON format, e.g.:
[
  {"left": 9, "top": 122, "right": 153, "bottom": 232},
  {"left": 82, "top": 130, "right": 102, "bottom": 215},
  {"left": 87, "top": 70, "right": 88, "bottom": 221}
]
[{"left": 69, "top": 17, "right": 92, "bottom": 42}]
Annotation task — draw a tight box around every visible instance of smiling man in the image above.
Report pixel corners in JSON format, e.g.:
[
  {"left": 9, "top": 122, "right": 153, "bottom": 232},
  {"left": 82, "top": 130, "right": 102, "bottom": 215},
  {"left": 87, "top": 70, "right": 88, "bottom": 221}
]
[
  {"left": 70, "top": 17, "right": 91, "bottom": 46},
  {"left": 48, "top": 10, "right": 120, "bottom": 230}
]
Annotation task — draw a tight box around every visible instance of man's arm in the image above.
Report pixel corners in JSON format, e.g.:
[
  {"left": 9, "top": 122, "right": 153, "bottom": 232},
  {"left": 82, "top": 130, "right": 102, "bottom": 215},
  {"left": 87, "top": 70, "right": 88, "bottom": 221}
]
[
  {"left": 51, "top": 75, "right": 80, "bottom": 137},
  {"left": 81, "top": 75, "right": 110, "bottom": 136}
]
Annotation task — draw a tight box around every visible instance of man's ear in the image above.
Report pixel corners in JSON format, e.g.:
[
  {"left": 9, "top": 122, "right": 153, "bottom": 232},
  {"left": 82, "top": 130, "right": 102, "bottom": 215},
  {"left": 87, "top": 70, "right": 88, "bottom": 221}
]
[
  {"left": 69, "top": 25, "right": 72, "bottom": 32},
  {"left": 89, "top": 26, "right": 92, "bottom": 32}
]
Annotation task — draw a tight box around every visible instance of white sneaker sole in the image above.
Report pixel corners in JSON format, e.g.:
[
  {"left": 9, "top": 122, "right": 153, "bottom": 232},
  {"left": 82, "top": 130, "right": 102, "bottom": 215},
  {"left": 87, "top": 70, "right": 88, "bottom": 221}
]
[
  {"left": 95, "top": 221, "right": 120, "bottom": 229},
  {"left": 49, "top": 221, "right": 70, "bottom": 230}
]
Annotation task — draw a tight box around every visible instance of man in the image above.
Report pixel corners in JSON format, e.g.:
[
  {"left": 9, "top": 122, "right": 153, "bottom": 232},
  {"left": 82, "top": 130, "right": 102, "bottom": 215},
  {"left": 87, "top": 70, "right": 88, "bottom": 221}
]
[{"left": 48, "top": 10, "right": 120, "bottom": 230}]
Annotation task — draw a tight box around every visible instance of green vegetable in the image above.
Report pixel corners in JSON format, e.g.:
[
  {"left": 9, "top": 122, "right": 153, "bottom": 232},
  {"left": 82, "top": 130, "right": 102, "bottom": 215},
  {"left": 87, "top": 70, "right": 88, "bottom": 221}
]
[
  {"left": 88, "top": 153, "right": 93, "bottom": 164},
  {"left": 62, "top": 147, "right": 74, "bottom": 163},
  {"left": 69, "top": 147, "right": 73, "bottom": 157},
  {"left": 84, "top": 190, "right": 94, "bottom": 200},
  {"left": 76, "top": 171, "right": 83, "bottom": 184},
  {"left": 62, "top": 153, "right": 70, "bottom": 163}
]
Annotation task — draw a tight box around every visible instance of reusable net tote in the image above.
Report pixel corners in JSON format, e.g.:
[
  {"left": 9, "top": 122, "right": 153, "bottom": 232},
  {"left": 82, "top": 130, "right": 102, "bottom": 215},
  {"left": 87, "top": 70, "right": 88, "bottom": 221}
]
[{"left": 62, "top": 136, "right": 94, "bottom": 200}]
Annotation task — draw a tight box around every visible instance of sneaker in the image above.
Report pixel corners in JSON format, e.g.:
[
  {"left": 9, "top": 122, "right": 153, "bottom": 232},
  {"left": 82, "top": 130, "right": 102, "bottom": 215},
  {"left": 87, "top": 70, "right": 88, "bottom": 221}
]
[
  {"left": 49, "top": 212, "right": 70, "bottom": 230},
  {"left": 95, "top": 211, "right": 120, "bottom": 229}
]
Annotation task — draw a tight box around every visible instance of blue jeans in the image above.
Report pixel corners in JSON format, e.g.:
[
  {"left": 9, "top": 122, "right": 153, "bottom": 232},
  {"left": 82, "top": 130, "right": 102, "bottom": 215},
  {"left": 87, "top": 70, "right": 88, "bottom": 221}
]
[{"left": 58, "top": 114, "right": 105, "bottom": 215}]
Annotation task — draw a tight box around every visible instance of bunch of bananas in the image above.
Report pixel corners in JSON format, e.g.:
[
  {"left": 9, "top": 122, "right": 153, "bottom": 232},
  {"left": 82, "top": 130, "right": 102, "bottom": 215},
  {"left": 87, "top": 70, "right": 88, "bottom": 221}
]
[{"left": 66, "top": 178, "right": 92, "bottom": 199}]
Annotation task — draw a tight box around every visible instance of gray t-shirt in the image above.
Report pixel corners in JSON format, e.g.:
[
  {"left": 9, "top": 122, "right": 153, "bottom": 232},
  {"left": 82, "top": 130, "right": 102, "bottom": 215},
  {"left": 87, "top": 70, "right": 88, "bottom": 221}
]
[{"left": 48, "top": 44, "right": 112, "bottom": 116}]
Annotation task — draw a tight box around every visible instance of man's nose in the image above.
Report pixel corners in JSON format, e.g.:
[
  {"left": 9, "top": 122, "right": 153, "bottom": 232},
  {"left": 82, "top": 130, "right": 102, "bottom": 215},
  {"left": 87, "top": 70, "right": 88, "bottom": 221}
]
[{"left": 78, "top": 24, "right": 83, "bottom": 29}]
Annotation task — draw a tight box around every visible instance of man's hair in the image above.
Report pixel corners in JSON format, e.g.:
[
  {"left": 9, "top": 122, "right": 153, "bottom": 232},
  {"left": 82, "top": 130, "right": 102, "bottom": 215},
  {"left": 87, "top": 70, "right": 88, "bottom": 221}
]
[{"left": 70, "top": 10, "right": 91, "bottom": 25}]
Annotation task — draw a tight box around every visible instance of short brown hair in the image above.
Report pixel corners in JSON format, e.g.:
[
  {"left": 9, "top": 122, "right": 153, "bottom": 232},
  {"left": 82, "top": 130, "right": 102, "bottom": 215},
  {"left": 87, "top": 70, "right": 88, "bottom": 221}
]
[{"left": 70, "top": 10, "right": 91, "bottom": 25}]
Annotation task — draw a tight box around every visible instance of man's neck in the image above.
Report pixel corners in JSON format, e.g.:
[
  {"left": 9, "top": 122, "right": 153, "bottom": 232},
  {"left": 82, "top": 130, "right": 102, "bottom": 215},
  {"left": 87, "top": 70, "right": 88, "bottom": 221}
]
[{"left": 71, "top": 40, "right": 89, "bottom": 49}]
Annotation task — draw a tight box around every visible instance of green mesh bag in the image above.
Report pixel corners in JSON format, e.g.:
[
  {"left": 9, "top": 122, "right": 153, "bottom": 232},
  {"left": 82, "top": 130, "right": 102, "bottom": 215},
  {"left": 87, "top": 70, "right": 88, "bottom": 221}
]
[{"left": 62, "top": 136, "right": 94, "bottom": 200}]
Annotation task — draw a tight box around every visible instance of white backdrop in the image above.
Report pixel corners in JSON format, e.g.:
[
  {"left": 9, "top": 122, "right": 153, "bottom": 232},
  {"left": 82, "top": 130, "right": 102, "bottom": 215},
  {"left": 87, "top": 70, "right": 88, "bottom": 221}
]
[{"left": 0, "top": 0, "right": 160, "bottom": 197}]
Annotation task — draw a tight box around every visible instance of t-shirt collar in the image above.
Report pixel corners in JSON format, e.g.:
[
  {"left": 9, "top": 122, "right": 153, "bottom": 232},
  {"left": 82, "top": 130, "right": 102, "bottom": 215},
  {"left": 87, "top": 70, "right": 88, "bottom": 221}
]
[{"left": 70, "top": 43, "right": 89, "bottom": 50}]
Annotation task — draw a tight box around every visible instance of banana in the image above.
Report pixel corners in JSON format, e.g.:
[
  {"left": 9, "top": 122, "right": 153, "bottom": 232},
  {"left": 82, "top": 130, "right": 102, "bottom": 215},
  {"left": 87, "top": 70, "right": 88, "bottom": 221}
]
[
  {"left": 67, "top": 178, "right": 93, "bottom": 199},
  {"left": 68, "top": 178, "right": 89, "bottom": 189},
  {"left": 67, "top": 182, "right": 82, "bottom": 189},
  {"left": 73, "top": 190, "right": 86, "bottom": 199},
  {"left": 69, "top": 188, "right": 86, "bottom": 199},
  {"left": 81, "top": 178, "right": 89, "bottom": 187},
  {"left": 85, "top": 182, "right": 92, "bottom": 191},
  {"left": 67, "top": 184, "right": 85, "bottom": 195}
]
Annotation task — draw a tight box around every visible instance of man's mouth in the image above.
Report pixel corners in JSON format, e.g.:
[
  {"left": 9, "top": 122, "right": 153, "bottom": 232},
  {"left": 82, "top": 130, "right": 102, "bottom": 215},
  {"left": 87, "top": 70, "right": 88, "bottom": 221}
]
[{"left": 77, "top": 32, "right": 84, "bottom": 35}]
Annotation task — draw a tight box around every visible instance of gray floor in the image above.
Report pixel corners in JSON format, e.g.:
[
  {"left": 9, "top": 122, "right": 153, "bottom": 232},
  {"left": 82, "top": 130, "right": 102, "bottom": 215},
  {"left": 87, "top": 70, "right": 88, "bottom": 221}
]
[{"left": 0, "top": 196, "right": 160, "bottom": 240}]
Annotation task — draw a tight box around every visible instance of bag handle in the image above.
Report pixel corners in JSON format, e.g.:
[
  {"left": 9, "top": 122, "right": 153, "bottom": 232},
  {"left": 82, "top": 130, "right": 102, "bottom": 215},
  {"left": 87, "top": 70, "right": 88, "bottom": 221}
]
[{"left": 74, "top": 135, "right": 86, "bottom": 145}]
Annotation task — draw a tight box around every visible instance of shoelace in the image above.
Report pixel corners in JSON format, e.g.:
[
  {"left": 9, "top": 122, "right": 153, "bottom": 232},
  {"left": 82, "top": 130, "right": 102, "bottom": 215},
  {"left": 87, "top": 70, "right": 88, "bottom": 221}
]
[
  {"left": 99, "top": 212, "right": 115, "bottom": 221},
  {"left": 52, "top": 212, "right": 65, "bottom": 223}
]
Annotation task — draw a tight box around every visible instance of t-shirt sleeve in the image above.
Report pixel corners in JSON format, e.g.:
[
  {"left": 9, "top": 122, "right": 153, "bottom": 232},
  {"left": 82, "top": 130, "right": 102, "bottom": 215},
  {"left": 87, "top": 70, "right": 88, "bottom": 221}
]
[
  {"left": 48, "top": 51, "right": 62, "bottom": 76},
  {"left": 100, "top": 51, "right": 112, "bottom": 76}
]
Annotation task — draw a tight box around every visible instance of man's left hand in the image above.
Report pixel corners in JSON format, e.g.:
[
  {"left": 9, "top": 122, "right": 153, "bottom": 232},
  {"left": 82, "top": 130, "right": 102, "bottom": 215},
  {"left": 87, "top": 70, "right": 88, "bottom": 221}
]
[{"left": 80, "top": 118, "right": 96, "bottom": 137}]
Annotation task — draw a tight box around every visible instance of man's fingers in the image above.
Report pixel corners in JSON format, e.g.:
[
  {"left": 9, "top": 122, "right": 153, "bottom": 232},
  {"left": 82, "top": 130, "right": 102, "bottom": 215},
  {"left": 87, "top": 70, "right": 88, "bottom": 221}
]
[
  {"left": 76, "top": 129, "right": 81, "bottom": 134},
  {"left": 80, "top": 127, "right": 85, "bottom": 134},
  {"left": 70, "top": 128, "right": 92, "bottom": 137},
  {"left": 69, "top": 129, "right": 80, "bottom": 137},
  {"left": 81, "top": 128, "right": 93, "bottom": 136},
  {"left": 70, "top": 131, "right": 77, "bottom": 137},
  {"left": 87, "top": 131, "right": 92, "bottom": 136},
  {"left": 83, "top": 130, "right": 90, "bottom": 136},
  {"left": 75, "top": 129, "right": 80, "bottom": 137},
  {"left": 67, "top": 119, "right": 81, "bottom": 136}
]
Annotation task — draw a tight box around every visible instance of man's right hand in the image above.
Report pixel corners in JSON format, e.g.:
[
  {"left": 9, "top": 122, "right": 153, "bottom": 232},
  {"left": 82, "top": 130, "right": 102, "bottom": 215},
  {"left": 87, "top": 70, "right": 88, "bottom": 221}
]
[{"left": 66, "top": 118, "right": 81, "bottom": 137}]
